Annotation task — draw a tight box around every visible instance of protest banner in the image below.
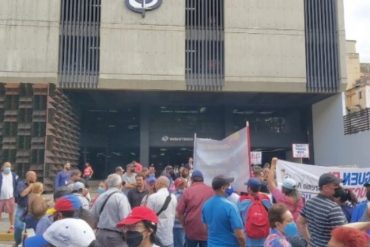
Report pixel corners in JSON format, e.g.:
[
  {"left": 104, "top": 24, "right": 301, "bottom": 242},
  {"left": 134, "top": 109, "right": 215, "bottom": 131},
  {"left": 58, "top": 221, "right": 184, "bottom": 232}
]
[
  {"left": 193, "top": 126, "right": 250, "bottom": 191},
  {"left": 276, "top": 159, "right": 370, "bottom": 201}
]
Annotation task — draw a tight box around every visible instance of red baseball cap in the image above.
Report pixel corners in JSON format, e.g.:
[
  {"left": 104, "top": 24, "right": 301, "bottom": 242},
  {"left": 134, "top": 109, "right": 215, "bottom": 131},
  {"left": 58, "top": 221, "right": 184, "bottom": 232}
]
[
  {"left": 174, "top": 178, "right": 186, "bottom": 188},
  {"left": 54, "top": 195, "right": 81, "bottom": 212},
  {"left": 117, "top": 206, "right": 158, "bottom": 227}
]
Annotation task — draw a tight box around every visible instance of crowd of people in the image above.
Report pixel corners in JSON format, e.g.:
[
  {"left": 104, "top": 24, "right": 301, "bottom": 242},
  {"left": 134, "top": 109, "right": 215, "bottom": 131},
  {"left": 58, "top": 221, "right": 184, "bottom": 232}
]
[{"left": 0, "top": 158, "right": 370, "bottom": 247}]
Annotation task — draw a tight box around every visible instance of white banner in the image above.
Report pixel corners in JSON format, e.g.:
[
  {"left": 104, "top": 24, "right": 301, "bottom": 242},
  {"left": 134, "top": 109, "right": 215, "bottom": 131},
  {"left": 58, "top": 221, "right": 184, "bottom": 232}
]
[
  {"left": 276, "top": 159, "right": 370, "bottom": 201},
  {"left": 193, "top": 127, "right": 250, "bottom": 191}
]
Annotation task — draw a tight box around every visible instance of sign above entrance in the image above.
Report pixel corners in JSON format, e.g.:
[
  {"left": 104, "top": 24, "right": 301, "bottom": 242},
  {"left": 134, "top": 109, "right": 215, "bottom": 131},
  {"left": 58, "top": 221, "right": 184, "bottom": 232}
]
[
  {"left": 251, "top": 151, "right": 262, "bottom": 165},
  {"left": 125, "top": 0, "right": 162, "bottom": 16},
  {"left": 161, "top": 136, "right": 193, "bottom": 143},
  {"left": 292, "top": 143, "right": 310, "bottom": 158}
]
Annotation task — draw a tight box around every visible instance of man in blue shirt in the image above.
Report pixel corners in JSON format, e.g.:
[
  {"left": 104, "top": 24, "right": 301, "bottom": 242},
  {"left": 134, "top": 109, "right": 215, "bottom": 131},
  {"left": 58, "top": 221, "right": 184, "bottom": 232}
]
[
  {"left": 202, "top": 175, "right": 245, "bottom": 247},
  {"left": 54, "top": 162, "right": 71, "bottom": 190}
]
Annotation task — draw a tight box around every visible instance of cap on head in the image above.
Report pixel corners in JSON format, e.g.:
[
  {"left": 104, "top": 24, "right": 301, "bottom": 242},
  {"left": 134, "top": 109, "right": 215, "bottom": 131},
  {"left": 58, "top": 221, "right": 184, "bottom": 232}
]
[
  {"left": 212, "top": 175, "right": 234, "bottom": 190},
  {"left": 191, "top": 170, "right": 204, "bottom": 180},
  {"left": 72, "top": 182, "right": 85, "bottom": 192},
  {"left": 54, "top": 194, "right": 81, "bottom": 212},
  {"left": 146, "top": 175, "right": 156, "bottom": 185},
  {"left": 318, "top": 173, "right": 341, "bottom": 188},
  {"left": 174, "top": 178, "right": 186, "bottom": 188},
  {"left": 117, "top": 206, "right": 158, "bottom": 227},
  {"left": 245, "top": 178, "right": 262, "bottom": 190},
  {"left": 44, "top": 218, "right": 96, "bottom": 247},
  {"left": 282, "top": 178, "right": 297, "bottom": 190}
]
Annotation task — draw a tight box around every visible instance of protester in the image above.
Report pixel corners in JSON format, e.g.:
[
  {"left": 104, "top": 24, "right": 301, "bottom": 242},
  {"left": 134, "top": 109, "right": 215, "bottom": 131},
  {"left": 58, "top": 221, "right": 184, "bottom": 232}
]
[
  {"left": 24, "top": 195, "right": 48, "bottom": 231},
  {"left": 177, "top": 170, "right": 214, "bottom": 247},
  {"left": 115, "top": 166, "right": 125, "bottom": 177},
  {"left": 297, "top": 173, "right": 347, "bottom": 247},
  {"left": 173, "top": 177, "right": 186, "bottom": 247},
  {"left": 239, "top": 178, "right": 272, "bottom": 247},
  {"left": 252, "top": 166, "right": 269, "bottom": 193},
  {"left": 72, "top": 181, "right": 90, "bottom": 210},
  {"left": 333, "top": 187, "right": 357, "bottom": 222},
  {"left": 68, "top": 169, "right": 83, "bottom": 184},
  {"left": 91, "top": 181, "right": 107, "bottom": 206},
  {"left": 54, "top": 162, "right": 71, "bottom": 190},
  {"left": 127, "top": 174, "right": 148, "bottom": 208},
  {"left": 83, "top": 162, "right": 94, "bottom": 181},
  {"left": 328, "top": 226, "right": 369, "bottom": 247},
  {"left": 25, "top": 218, "right": 97, "bottom": 247},
  {"left": 122, "top": 163, "right": 137, "bottom": 194},
  {"left": 117, "top": 206, "right": 160, "bottom": 247},
  {"left": 14, "top": 170, "right": 37, "bottom": 246},
  {"left": 0, "top": 161, "right": 18, "bottom": 233},
  {"left": 35, "top": 194, "right": 82, "bottom": 235},
  {"left": 142, "top": 176, "right": 157, "bottom": 206},
  {"left": 146, "top": 176, "right": 177, "bottom": 247},
  {"left": 91, "top": 173, "right": 131, "bottom": 247},
  {"left": 267, "top": 158, "right": 304, "bottom": 221},
  {"left": 202, "top": 175, "right": 245, "bottom": 247},
  {"left": 264, "top": 203, "right": 294, "bottom": 247},
  {"left": 179, "top": 165, "right": 191, "bottom": 187},
  {"left": 351, "top": 183, "right": 370, "bottom": 223}
]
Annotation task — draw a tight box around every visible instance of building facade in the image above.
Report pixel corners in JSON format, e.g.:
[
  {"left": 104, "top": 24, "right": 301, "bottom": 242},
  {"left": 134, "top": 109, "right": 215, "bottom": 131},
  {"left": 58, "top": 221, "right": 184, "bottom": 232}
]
[{"left": 0, "top": 0, "right": 347, "bottom": 182}]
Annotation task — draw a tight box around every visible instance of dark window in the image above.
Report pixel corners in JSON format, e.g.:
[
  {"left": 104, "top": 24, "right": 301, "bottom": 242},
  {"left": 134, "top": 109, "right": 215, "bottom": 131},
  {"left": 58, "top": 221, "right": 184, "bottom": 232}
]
[
  {"left": 32, "top": 123, "right": 46, "bottom": 137},
  {"left": 4, "top": 122, "right": 17, "bottom": 137}
]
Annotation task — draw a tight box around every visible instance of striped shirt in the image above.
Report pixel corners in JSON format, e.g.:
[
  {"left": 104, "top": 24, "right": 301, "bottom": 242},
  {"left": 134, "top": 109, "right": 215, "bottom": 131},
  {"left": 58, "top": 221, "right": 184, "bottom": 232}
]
[{"left": 300, "top": 194, "right": 347, "bottom": 247}]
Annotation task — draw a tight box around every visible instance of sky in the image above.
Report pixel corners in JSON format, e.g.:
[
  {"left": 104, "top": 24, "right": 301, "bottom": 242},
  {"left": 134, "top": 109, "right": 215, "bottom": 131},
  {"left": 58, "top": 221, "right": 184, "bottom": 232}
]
[{"left": 343, "top": 0, "right": 370, "bottom": 62}]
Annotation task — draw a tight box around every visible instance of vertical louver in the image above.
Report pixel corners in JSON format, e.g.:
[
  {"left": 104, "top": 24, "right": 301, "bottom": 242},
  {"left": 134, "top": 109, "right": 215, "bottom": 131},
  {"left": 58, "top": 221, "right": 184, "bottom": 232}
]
[
  {"left": 59, "top": 0, "right": 101, "bottom": 88},
  {"left": 185, "top": 0, "right": 224, "bottom": 91},
  {"left": 304, "top": 0, "right": 340, "bottom": 92}
]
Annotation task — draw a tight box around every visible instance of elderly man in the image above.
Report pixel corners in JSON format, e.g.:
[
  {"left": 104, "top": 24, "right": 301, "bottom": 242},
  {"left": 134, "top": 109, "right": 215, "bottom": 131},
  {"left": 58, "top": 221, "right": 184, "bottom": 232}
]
[
  {"left": 147, "top": 176, "right": 177, "bottom": 247},
  {"left": 14, "top": 170, "right": 37, "bottom": 246},
  {"left": 297, "top": 173, "right": 347, "bottom": 247},
  {"left": 0, "top": 162, "right": 18, "bottom": 233},
  {"left": 91, "top": 173, "right": 131, "bottom": 247},
  {"left": 177, "top": 170, "right": 214, "bottom": 247}
]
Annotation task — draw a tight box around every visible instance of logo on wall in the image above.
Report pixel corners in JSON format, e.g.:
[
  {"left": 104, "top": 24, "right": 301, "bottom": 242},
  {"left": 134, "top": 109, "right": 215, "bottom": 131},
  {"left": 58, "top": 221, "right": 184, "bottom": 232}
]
[{"left": 125, "top": 0, "right": 162, "bottom": 16}]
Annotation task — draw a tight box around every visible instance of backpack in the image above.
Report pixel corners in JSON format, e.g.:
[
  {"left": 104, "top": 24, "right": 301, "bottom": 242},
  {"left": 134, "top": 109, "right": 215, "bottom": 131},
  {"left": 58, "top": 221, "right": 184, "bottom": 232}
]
[{"left": 244, "top": 195, "right": 270, "bottom": 239}]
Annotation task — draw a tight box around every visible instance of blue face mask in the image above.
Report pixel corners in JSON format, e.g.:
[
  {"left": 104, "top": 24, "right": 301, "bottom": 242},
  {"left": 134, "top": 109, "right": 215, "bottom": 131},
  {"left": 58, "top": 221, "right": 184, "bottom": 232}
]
[
  {"left": 283, "top": 222, "right": 298, "bottom": 237},
  {"left": 3, "top": 167, "right": 11, "bottom": 174},
  {"left": 96, "top": 187, "right": 105, "bottom": 194}
]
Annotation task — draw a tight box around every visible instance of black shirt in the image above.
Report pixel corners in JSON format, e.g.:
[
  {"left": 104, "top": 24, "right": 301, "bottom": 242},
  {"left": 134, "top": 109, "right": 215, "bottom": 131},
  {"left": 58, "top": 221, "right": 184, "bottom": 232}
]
[{"left": 127, "top": 188, "right": 148, "bottom": 208}]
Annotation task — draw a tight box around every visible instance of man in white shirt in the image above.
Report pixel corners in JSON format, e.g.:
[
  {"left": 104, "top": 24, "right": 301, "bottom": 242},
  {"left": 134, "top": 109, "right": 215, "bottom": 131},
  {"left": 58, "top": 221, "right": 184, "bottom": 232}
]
[
  {"left": 0, "top": 162, "right": 18, "bottom": 232},
  {"left": 147, "top": 176, "right": 177, "bottom": 247}
]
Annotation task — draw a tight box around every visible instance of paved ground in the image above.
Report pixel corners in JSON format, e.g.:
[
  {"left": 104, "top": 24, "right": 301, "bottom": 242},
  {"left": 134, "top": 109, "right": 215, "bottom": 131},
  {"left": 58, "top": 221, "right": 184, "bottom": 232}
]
[{"left": 0, "top": 214, "right": 14, "bottom": 247}]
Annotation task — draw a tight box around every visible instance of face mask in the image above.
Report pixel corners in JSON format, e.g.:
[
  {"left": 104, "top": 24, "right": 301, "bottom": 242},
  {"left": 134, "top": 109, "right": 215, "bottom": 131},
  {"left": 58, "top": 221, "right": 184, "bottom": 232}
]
[
  {"left": 283, "top": 222, "right": 298, "bottom": 237},
  {"left": 3, "top": 167, "right": 11, "bottom": 174},
  {"left": 333, "top": 188, "right": 343, "bottom": 198},
  {"left": 125, "top": 231, "right": 144, "bottom": 247},
  {"left": 96, "top": 187, "right": 105, "bottom": 194}
]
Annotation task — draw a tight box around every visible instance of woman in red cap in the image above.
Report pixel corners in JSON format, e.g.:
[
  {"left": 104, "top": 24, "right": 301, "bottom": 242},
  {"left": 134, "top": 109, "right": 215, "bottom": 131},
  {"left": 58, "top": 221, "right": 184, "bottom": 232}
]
[{"left": 117, "top": 206, "right": 160, "bottom": 247}]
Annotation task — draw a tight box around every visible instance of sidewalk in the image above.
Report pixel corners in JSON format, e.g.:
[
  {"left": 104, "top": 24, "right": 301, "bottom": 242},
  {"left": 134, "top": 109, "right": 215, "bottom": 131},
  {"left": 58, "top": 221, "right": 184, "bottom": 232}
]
[{"left": 0, "top": 214, "right": 14, "bottom": 247}]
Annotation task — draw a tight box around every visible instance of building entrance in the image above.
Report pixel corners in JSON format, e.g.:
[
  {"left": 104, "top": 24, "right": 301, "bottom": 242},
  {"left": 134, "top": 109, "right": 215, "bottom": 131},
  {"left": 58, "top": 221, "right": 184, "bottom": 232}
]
[{"left": 149, "top": 147, "right": 193, "bottom": 174}]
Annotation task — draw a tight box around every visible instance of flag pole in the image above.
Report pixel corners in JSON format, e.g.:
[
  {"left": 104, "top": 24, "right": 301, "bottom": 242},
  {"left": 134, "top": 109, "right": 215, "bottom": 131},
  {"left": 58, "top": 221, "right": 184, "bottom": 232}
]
[
  {"left": 193, "top": 133, "right": 197, "bottom": 169},
  {"left": 246, "top": 121, "right": 252, "bottom": 178}
]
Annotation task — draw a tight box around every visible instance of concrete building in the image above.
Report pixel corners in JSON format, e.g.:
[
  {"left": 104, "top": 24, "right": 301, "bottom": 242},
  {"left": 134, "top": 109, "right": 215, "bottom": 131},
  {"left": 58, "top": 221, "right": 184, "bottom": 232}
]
[
  {"left": 0, "top": 0, "right": 347, "bottom": 183},
  {"left": 345, "top": 40, "right": 361, "bottom": 89}
]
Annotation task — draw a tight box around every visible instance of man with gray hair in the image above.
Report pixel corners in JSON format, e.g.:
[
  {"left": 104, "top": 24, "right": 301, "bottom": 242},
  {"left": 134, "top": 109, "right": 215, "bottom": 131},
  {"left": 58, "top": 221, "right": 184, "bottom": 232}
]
[
  {"left": 147, "top": 176, "right": 177, "bottom": 247},
  {"left": 91, "top": 173, "right": 131, "bottom": 247}
]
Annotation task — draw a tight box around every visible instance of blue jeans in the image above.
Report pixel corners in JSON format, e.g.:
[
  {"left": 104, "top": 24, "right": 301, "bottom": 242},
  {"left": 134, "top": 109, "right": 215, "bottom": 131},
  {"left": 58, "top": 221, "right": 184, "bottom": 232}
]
[
  {"left": 246, "top": 237, "right": 265, "bottom": 247},
  {"left": 173, "top": 227, "right": 185, "bottom": 247},
  {"left": 186, "top": 236, "right": 207, "bottom": 247},
  {"left": 14, "top": 205, "right": 26, "bottom": 245}
]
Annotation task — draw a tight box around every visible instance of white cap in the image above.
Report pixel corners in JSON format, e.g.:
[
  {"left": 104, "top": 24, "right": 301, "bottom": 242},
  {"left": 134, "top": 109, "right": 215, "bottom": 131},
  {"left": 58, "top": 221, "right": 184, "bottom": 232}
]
[
  {"left": 43, "top": 218, "right": 95, "bottom": 247},
  {"left": 282, "top": 177, "right": 297, "bottom": 190},
  {"left": 72, "top": 181, "right": 85, "bottom": 191}
]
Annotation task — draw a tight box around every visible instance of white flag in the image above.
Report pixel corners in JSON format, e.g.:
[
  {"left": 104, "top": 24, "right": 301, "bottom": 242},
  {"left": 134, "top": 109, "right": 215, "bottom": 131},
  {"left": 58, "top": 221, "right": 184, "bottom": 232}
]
[{"left": 193, "top": 127, "right": 251, "bottom": 191}]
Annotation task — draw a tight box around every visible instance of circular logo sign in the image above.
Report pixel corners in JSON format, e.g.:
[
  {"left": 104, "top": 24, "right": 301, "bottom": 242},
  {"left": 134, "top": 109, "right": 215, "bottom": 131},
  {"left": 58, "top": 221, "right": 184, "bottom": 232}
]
[
  {"left": 161, "top": 136, "right": 169, "bottom": 142},
  {"left": 125, "top": 0, "right": 163, "bottom": 14}
]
